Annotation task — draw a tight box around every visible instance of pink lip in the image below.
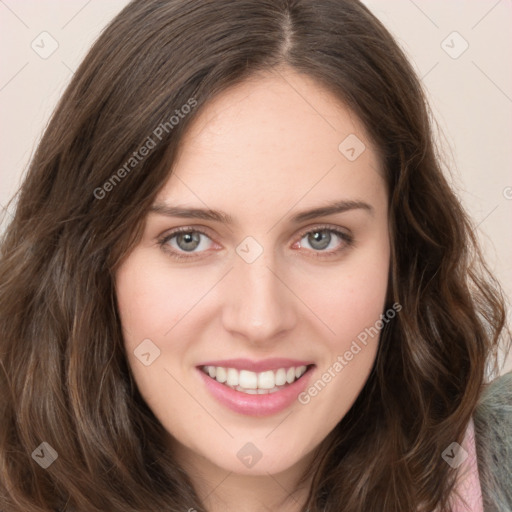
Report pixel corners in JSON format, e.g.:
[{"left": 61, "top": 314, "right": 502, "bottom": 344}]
[
  {"left": 196, "top": 358, "right": 313, "bottom": 372},
  {"left": 196, "top": 364, "right": 315, "bottom": 417}
]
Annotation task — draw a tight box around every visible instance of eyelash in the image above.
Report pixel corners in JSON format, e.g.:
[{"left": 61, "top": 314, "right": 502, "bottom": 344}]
[{"left": 157, "top": 225, "right": 354, "bottom": 261}]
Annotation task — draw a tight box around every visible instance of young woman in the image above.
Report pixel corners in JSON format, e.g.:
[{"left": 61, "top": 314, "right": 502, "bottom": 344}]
[{"left": 1, "top": 1, "right": 510, "bottom": 511}]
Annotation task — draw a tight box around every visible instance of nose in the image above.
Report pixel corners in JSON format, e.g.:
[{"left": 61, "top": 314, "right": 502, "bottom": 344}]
[{"left": 220, "top": 248, "right": 298, "bottom": 345}]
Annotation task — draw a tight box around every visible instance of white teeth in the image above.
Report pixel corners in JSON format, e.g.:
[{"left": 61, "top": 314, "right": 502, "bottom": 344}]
[
  {"left": 258, "top": 370, "right": 275, "bottom": 389},
  {"left": 295, "top": 365, "right": 307, "bottom": 379},
  {"left": 202, "top": 364, "right": 310, "bottom": 392},
  {"left": 216, "top": 367, "right": 227, "bottom": 383},
  {"left": 226, "top": 368, "right": 239, "bottom": 386},
  {"left": 275, "top": 368, "right": 287, "bottom": 386},
  {"left": 239, "top": 370, "right": 258, "bottom": 388},
  {"left": 235, "top": 385, "right": 282, "bottom": 394}
]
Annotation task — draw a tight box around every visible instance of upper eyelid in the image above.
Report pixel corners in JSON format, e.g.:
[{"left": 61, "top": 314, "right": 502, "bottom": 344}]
[
  {"left": 160, "top": 223, "right": 350, "bottom": 239},
  {"left": 296, "top": 224, "right": 350, "bottom": 238}
]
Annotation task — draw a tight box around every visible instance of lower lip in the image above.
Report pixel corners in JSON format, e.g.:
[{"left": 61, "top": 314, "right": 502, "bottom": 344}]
[{"left": 196, "top": 366, "right": 315, "bottom": 417}]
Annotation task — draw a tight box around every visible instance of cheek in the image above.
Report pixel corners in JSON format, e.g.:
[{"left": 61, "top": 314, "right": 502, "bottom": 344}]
[
  {"left": 115, "top": 254, "right": 202, "bottom": 426},
  {"left": 291, "top": 239, "right": 390, "bottom": 422},
  {"left": 298, "top": 245, "right": 390, "bottom": 350},
  {"left": 115, "top": 253, "right": 208, "bottom": 343},
  {"left": 294, "top": 259, "right": 389, "bottom": 425}
]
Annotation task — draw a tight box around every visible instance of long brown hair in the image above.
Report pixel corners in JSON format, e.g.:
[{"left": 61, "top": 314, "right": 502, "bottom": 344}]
[{"left": 1, "top": 1, "right": 509, "bottom": 511}]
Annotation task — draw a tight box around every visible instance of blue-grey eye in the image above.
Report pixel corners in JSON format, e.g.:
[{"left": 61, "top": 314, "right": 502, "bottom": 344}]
[
  {"left": 301, "top": 229, "right": 341, "bottom": 251},
  {"left": 170, "top": 231, "right": 209, "bottom": 252}
]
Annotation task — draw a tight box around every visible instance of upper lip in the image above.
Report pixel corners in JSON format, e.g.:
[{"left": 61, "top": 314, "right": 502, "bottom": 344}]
[{"left": 197, "top": 358, "right": 315, "bottom": 373}]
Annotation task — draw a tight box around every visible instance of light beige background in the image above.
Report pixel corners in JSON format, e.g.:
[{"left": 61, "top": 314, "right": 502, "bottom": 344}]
[{"left": 0, "top": 0, "right": 510, "bottom": 373}]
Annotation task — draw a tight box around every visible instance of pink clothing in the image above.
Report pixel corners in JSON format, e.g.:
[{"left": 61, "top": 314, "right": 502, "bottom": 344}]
[{"left": 451, "top": 418, "right": 484, "bottom": 511}]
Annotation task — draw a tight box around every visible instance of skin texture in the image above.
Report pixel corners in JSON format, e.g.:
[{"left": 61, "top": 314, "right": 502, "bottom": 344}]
[{"left": 115, "top": 67, "right": 390, "bottom": 512}]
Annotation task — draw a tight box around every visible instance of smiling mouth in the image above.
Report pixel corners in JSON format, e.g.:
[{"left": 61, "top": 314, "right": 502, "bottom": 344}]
[{"left": 199, "top": 364, "right": 315, "bottom": 394}]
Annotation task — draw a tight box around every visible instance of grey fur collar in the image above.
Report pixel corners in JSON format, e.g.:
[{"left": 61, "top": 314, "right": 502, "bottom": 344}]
[{"left": 473, "top": 370, "right": 512, "bottom": 512}]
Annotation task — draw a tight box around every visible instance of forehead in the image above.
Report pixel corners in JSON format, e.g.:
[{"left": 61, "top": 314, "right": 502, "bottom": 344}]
[{"left": 156, "top": 68, "right": 385, "bottom": 217}]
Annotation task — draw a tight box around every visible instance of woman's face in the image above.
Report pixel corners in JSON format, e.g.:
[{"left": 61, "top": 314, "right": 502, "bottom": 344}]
[{"left": 116, "top": 67, "right": 390, "bottom": 477}]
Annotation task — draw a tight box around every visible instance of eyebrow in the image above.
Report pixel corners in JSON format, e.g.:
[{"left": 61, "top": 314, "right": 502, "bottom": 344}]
[{"left": 149, "top": 199, "right": 373, "bottom": 225}]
